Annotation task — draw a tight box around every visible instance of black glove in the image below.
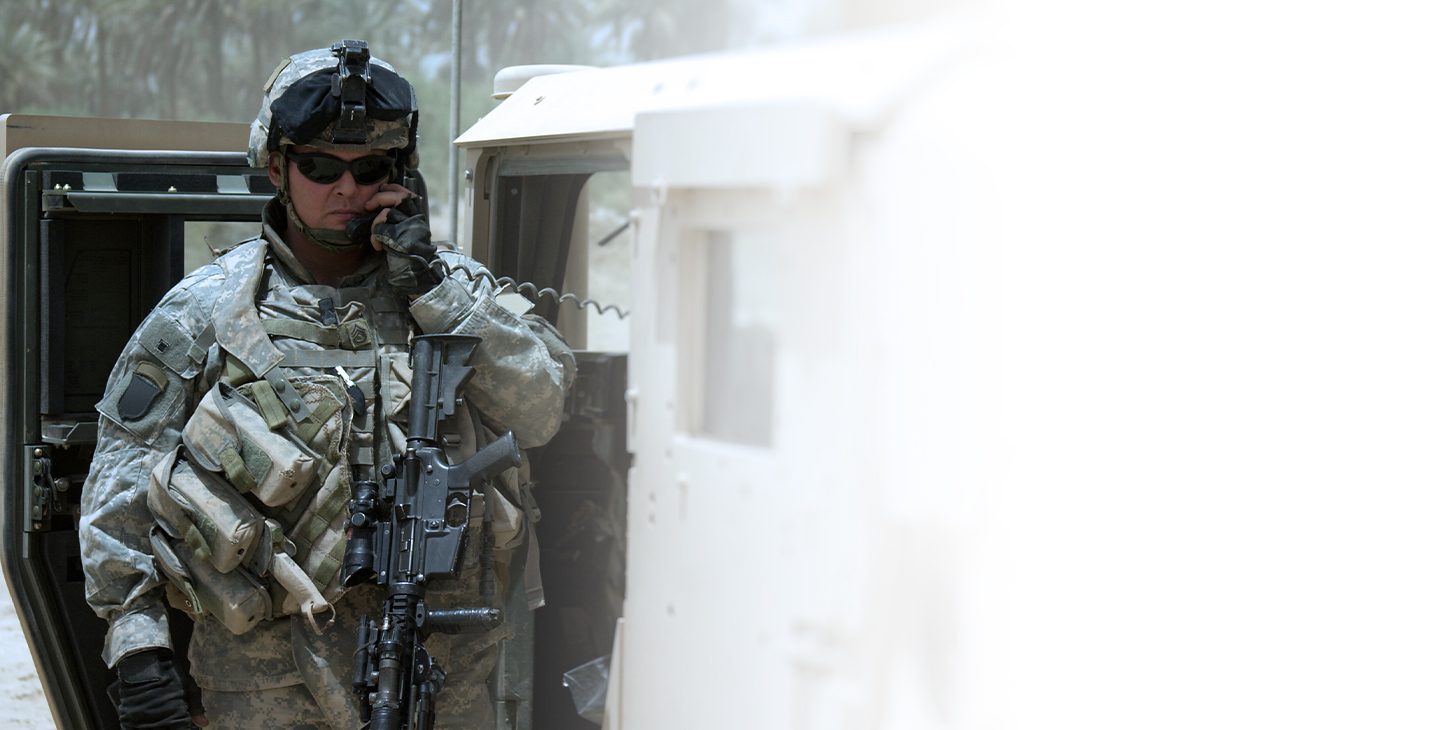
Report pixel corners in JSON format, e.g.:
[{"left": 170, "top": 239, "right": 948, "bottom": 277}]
[
  {"left": 114, "top": 649, "right": 194, "bottom": 730},
  {"left": 371, "top": 197, "right": 439, "bottom": 295}
]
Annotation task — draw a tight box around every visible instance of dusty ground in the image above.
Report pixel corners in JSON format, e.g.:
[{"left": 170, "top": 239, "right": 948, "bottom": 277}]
[{"left": 0, "top": 571, "right": 59, "bottom": 729}]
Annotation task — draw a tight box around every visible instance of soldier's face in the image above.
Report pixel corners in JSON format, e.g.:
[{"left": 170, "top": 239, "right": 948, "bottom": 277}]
[{"left": 269, "top": 145, "right": 389, "bottom": 232}]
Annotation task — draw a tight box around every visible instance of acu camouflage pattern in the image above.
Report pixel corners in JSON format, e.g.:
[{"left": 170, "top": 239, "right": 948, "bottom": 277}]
[
  {"left": 202, "top": 631, "right": 498, "bottom": 730},
  {"left": 79, "top": 199, "right": 574, "bottom": 721},
  {"left": 247, "top": 48, "right": 417, "bottom": 168}
]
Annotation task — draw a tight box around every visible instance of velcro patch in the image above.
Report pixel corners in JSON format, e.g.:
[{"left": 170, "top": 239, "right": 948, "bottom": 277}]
[{"left": 139, "top": 313, "right": 206, "bottom": 378}]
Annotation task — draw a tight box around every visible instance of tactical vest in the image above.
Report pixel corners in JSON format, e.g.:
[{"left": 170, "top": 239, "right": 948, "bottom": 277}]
[
  {"left": 148, "top": 241, "right": 414, "bottom": 634},
  {"left": 147, "top": 241, "right": 537, "bottom": 635}
]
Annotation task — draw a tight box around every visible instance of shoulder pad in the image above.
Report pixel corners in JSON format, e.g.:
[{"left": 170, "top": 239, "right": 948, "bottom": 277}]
[{"left": 213, "top": 240, "right": 285, "bottom": 379}]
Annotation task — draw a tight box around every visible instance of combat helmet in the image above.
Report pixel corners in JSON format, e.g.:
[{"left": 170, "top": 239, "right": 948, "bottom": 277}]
[{"left": 248, "top": 40, "right": 419, "bottom": 251}]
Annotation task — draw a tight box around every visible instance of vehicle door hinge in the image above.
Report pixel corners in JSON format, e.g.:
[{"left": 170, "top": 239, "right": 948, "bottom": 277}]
[{"left": 24, "top": 445, "right": 70, "bottom": 532}]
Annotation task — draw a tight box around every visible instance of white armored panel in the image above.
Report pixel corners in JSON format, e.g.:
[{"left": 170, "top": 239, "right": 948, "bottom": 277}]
[
  {"left": 460, "top": 4, "right": 1440, "bottom": 728},
  {"left": 631, "top": 105, "right": 848, "bottom": 191},
  {"left": 616, "top": 19, "right": 978, "bottom": 730}
]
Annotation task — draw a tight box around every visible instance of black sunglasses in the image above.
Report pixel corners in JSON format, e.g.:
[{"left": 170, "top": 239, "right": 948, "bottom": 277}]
[{"left": 288, "top": 151, "right": 396, "bottom": 185}]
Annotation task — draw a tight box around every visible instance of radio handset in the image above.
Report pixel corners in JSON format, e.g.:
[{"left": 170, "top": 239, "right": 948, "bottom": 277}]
[{"left": 346, "top": 172, "right": 425, "bottom": 248}]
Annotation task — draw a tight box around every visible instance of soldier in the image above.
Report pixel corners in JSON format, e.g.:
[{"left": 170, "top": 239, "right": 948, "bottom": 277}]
[{"left": 78, "top": 41, "right": 575, "bottom": 730}]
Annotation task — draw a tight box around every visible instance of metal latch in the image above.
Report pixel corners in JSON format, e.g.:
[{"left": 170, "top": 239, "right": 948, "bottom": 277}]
[{"left": 24, "top": 445, "right": 70, "bottom": 532}]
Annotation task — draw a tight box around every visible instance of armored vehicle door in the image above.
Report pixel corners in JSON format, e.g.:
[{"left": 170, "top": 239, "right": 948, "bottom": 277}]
[
  {"left": 0, "top": 115, "right": 271, "bottom": 730},
  {"left": 463, "top": 127, "right": 633, "bottom": 729}
]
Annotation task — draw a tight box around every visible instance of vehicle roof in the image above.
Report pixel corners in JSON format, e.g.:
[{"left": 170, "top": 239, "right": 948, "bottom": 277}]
[
  {"left": 454, "top": 20, "right": 969, "bottom": 148},
  {"left": 1, "top": 114, "right": 247, "bottom": 159}
]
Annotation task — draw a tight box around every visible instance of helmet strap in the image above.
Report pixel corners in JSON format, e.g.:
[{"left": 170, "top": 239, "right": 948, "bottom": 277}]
[{"left": 275, "top": 149, "right": 366, "bottom": 254}]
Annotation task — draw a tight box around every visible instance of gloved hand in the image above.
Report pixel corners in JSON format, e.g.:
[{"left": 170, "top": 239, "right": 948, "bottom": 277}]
[
  {"left": 371, "top": 197, "right": 439, "bottom": 295},
  {"left": 114, "top": 649, "right": 196, "bottom": 730}
]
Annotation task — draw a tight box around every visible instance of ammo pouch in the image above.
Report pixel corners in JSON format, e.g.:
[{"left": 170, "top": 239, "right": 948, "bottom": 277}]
[
  {"left": 182, "top": 381, "right": 330, "bottom": 508},
  {"left": 148, "top": 448, "right": 274, "bottom": 634},
  {"left": 149, "top": 374, "right": 353, "bottom": 635}
]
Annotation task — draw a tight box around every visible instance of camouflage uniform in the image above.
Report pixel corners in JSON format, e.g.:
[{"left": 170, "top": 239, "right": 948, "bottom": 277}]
[{"left": 79, "top": 199, "right": 575, "bottom": 728}]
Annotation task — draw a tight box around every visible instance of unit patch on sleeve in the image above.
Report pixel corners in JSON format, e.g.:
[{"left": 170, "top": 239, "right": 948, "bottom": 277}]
[
  {"left": 96, "top": 359, "right": 185, "bottom": 444},
  {"left": 117, "top": 361, "right": 168, "bottom": 419}
]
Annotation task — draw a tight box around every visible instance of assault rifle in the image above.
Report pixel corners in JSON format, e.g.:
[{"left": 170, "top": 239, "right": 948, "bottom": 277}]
[{"left": 343, "top": 334, "right": 522, "bottom": 730}]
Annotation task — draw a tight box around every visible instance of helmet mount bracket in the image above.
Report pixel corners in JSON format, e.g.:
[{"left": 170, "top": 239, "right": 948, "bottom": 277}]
[{"left": 330, "top": 40, "right": 373, "bottom": 146}]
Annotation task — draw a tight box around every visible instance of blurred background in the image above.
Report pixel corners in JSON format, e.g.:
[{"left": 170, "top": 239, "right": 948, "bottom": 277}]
[
  {"left": 0, "top": 0, "right": 958, "bottom": 354},
  {"left": 0, "top": 0, "right": 951, "bottom": 239}
]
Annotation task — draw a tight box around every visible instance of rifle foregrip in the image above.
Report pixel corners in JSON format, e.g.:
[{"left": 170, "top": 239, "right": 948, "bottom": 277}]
[{"left": 424, "top": 607, "right": 503, "bottom": 635}]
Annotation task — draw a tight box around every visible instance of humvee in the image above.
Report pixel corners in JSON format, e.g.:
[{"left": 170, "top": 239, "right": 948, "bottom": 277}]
[{"left": 2, "top": 23, "right": 968, "bottom": 730}]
